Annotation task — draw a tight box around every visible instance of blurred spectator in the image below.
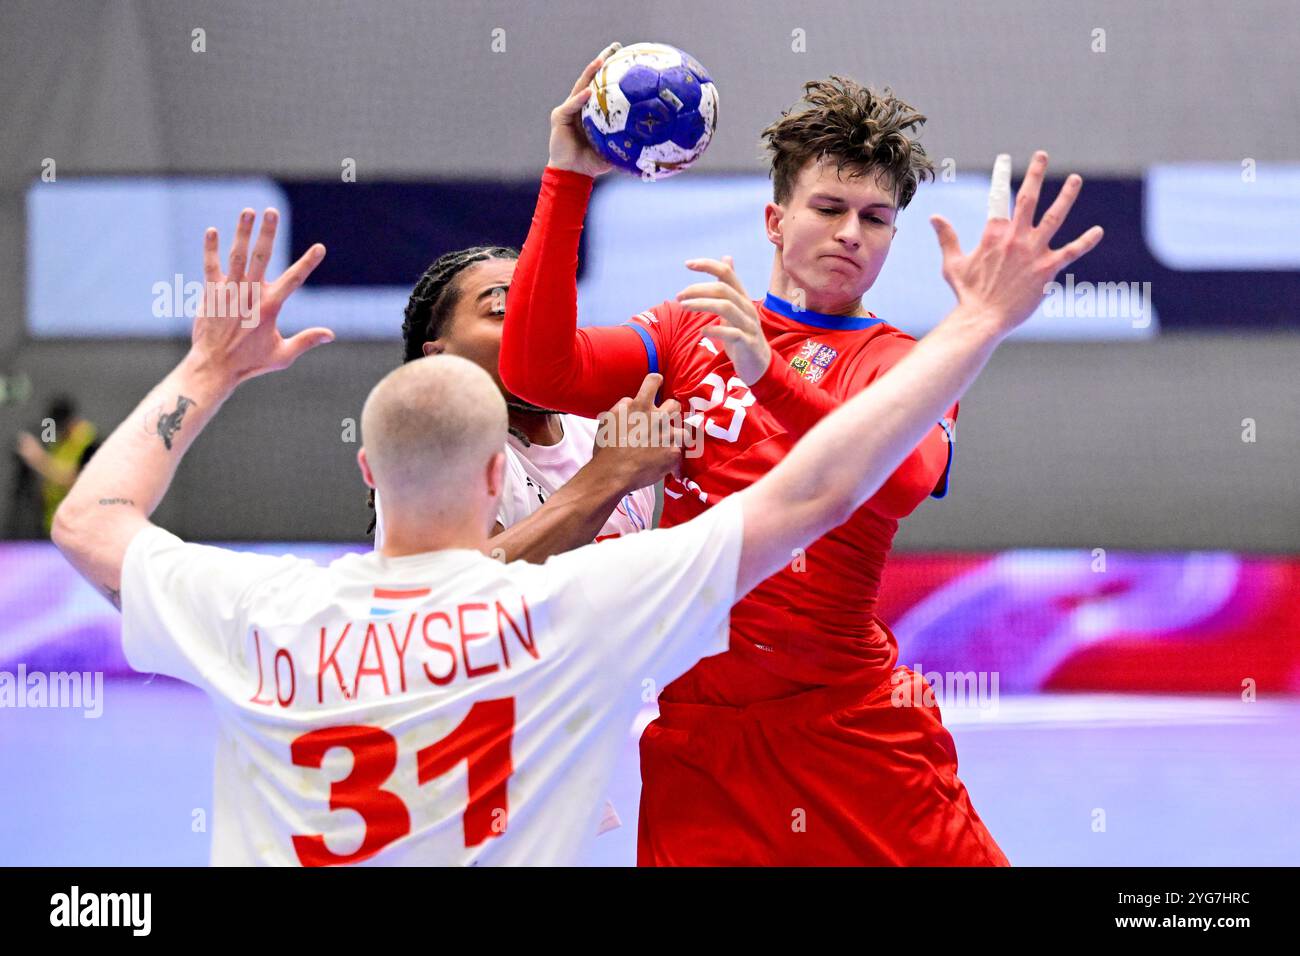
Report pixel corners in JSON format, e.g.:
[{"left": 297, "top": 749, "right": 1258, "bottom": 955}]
[{"left": 13, "top": 395, "right": 99, "bottom": 536}]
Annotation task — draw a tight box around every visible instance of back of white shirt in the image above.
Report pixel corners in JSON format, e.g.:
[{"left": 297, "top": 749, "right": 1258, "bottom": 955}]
[{"left": 120, "top": 496, "right": 742, "bottom": 866}]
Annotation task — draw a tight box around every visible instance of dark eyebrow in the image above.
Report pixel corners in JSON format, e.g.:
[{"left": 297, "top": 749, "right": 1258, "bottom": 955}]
[{"left": 809, "top": 193, "right": 896, "bottom": 211}]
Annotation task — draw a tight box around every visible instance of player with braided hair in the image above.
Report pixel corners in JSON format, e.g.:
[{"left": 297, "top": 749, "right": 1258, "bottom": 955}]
[
  {"left": 373, "top": 243, "right": 675, "bottom": 568},
  {"left": 400, "top": 246, "right": 564, "bottom": 447}
]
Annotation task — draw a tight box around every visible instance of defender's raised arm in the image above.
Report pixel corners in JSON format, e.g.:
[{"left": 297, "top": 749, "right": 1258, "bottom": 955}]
[
  {"left": 51, "top": 209, "right": 332, "bottom": 607},
  {"left": 733, "top": 151, "right": 1103, "bottom": 595}
]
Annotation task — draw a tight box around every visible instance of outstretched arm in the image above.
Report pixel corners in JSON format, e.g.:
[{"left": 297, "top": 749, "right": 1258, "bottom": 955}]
[
  {"left": 734, "top": 151, "right": 1103, "bottom": 595},
  {"left": 499, "top": 44, "right": 654, "bottom": 416},
  {"left": 485, "top": 465, "right": 633, "bottom": 563},
  {"left": 51, "top": 208, "right": 333, "bottom": 608}
]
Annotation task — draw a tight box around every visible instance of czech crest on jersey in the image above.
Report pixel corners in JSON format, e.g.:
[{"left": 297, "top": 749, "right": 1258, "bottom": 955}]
[{"left": 790, "top": 340, "right": 839, "bottom": 384}]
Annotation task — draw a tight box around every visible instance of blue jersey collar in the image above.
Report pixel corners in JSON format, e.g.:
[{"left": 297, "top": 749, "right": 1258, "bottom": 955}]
[{"left": 762, "top": 292, "right": 888, "bottom": 331}]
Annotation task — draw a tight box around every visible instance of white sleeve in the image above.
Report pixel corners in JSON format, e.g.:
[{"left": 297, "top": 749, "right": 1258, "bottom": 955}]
[
  {"left": 539, "top": 494, "right": 743, "bottom": 692},
  {"left": 120, "top": 525, "right": 312, "bottom": 687}
]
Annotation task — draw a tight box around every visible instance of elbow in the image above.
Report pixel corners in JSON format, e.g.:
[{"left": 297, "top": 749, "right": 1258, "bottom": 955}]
[
  {"left": 805, "top": 484, "right": 860, "bottom": 536},
  {"left": 497, "top": 355, "right": 530, "bottom": 399},
  {"left": 499, "top": 354, "right": 563, "bottom": 409},
  {"left": 50, "top": 498, "right": 83, "bottom": 554},
  {"left": 772, "top": 467, "right": 859, "bottom": 539},
  {"left": 497, "top": 334, "right": 541, "bottom": 400},
  {"left": 823, "top": 493, "right": 861, "bottom": 531}
]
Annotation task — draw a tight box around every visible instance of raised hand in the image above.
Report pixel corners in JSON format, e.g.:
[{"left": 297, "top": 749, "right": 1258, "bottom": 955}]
[
  {"left": 929, "top": 151, "right": 1104, "bottom": 336},
  {"left": 191, "top": 207, "right": 334, "bottom": 387},
  {"left": 676, "top": 255, "right": 773, "bottom": 384},
  {"left": 593, "top": 373, "right": 685, "bottom": 484},
  {"left": 548, "top": 42, "right": 623, "bottom": 178}
]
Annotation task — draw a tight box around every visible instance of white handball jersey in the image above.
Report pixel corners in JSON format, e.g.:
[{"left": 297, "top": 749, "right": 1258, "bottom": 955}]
[
  {"left": 497, "top": 414, "right": 655, "bottom": 539},
  {"left": 373, "top": 415, "right": 655, "bottom": 549},
  {"left": 120, "top": 495, "right": 742, "bottom": 866},
  {"left": 371, "top": 413, "right": 655, "bottom": 838}
]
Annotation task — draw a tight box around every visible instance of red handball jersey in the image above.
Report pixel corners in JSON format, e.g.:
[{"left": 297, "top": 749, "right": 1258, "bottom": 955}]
[
  {"left": 625, "top": 294, "right": 957, "bottom": 704},
  {"left": 500, "top": 167, "right": 958, "bottom": 707}
]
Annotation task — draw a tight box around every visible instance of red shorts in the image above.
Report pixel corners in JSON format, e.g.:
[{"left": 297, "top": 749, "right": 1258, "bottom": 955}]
[{"left": 637, "top": 666, "right": 1010, "bottom": 866}]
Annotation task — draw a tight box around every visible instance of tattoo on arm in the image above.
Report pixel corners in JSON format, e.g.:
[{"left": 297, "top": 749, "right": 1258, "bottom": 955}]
[
  {"left": 103, "top": 585, "right": 122, "bottom": 610},
  {"left": 148, "top": 396, "right": 196, "bottom": 450},
  {"left": 98, "top": 497, "right": 135, "bottom": 506}
]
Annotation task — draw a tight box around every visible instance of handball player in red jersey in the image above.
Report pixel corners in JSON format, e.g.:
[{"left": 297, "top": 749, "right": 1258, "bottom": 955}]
[{"left": 500, "top": 44, "right": 1103, "bottom": 865}]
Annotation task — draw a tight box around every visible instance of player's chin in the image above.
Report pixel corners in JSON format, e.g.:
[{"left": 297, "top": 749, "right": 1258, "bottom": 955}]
[
  {"left": 833, "top": 260, "right": 886, "bottom": 294},
  {"left": 810, "top": 264, "right": 873, "bottom": 298}
]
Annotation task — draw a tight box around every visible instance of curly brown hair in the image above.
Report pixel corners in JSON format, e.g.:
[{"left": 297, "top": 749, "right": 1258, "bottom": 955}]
[{"left": 760, "top": 75, "right": 935, "bottom": 211}]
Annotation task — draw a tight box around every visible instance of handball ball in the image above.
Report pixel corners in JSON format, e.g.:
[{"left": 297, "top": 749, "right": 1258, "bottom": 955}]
[{"left": 581, "top": 42, "right": 719, "bottom": 181}]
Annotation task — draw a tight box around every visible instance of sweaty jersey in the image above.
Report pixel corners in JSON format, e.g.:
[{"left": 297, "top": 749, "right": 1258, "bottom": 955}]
[
  {"left": 120, "top": 497, "right": 742, "bottom": 866},
  {"left": 499, "top": 166, "right": 957, "bottom": 704}
]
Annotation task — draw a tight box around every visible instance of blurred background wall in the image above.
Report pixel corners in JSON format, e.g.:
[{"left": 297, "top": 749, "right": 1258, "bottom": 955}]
[{"left": 1, "top": 0, "right": 1296, "bottom": 549}]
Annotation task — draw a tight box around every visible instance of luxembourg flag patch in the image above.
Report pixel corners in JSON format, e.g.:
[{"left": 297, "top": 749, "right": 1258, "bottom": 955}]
[{"left": 369, "top": 586, "right": 431, "bottom": 618}]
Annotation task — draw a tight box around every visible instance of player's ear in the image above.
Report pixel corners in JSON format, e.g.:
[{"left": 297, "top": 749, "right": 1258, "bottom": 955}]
[
  {"left": 422, "top": 340, "right": 446, "bottom": 358},
  {"left": 764, "top": 201, "right": 785, "bottom": 248},
  {"left": 357, "top": 447, "right": 376, "bottom": 489},
  {"left": 485, "top": 450, "right": 506, "bottom": 499}
]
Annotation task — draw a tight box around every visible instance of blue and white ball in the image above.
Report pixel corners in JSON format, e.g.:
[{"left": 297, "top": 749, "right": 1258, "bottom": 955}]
[{"left": 581, "top": 42, "right": 719, "bottom": 181}]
